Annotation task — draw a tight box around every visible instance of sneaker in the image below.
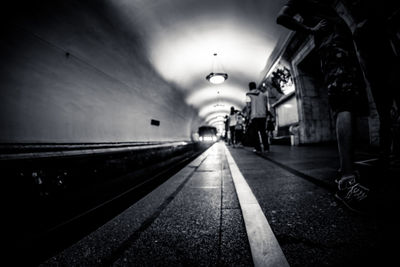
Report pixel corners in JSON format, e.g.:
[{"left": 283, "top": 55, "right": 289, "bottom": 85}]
[
  {"left": 334, "top": 171, "right": 359, "bottom": 188},
  {"left": 253, "top": 149, "right": 265, "bottom": 155},
  {"left": 335, "top": 182, "right": 370, "bottom": 214}
]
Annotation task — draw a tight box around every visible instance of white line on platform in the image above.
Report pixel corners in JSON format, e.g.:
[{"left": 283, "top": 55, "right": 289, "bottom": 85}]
[{"left": 223, "top": 144, "right": 290, "bottom": 267}]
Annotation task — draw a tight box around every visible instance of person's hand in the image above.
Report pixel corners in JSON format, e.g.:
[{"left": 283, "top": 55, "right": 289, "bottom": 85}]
[
  {"left": 310, "top": 19, "right": 329, "bottom": 34},
  {"left": 355, "top": 19, "right": 368, "bottom": 31}
]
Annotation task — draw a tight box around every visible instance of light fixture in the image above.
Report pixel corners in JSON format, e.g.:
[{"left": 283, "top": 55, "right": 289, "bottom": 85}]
[
  {"left": 206, "top": 53, "right": 228, "bottom": 84},
  {"left": 213, "top": 102, "right": 225, "bottom": 107},
  {"left": 213, "top": 90, "right": 225, "bottom": 107},
  {"left": 206, "top": 72, "right": 228, "bottom": 84}
]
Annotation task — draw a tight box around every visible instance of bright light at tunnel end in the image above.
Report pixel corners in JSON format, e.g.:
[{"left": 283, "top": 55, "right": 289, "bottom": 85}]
[{"left": 199, "top": 135, "right": 217, "bottom": 142}]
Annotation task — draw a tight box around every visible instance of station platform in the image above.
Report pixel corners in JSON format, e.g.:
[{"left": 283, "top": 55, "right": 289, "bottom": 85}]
[{"left": 39, "top": 142, "right": 399, "bottom": 267}]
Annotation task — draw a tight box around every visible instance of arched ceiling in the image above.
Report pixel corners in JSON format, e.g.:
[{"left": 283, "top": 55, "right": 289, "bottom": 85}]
[{"left": 111, "top": 0, "right": 289, "bottom": 129}]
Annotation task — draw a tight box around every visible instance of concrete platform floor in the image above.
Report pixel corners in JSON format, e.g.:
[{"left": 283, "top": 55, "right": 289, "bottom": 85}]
[
  {"left": 39, "top": 142, "right": 399, "bottom": 266},
  {"left": 230, "top": 144, "right": 399, "bottom": 267}
]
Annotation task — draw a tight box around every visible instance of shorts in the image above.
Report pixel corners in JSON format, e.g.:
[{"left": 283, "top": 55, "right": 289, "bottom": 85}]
[{"left": 319, "top": 43, "right": 369, "bottom": 117}]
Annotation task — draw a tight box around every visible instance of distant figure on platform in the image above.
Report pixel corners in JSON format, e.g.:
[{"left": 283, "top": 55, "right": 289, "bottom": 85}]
[
  {"left": 277, "top": 0, "right": 370, "bottom": 213},
  {"left": 235, "top": 111, "right": 245, "bottom": 147},
  {"left": 229, "top": 106, "right": 237, "bottom": 147},
  {"left": 224, "top": 115, "right": 230, "bottom": 144},
  {"left": 266, "top": 110, "right": 275, "bottom": 144},
  {"left": 246, "top": 81, "right": 269, "bottom": 153},
  {"left": 241, "top": 105, "right": 252, "bottom": 147}
]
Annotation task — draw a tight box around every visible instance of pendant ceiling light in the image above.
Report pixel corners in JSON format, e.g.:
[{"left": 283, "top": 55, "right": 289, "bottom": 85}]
[{"left": 206, "top": 53, "right": 228, "bottom": 84}]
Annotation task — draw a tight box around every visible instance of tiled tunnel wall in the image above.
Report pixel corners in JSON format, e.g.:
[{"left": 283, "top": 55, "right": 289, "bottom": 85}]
[{"left": 0, "top": 0, "right": 203, "bottom": 143}]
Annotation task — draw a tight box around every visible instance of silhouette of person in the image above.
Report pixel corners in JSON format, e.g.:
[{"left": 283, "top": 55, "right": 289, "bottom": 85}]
[
  {"left": 277, "top": 0, "right": 370, "bottom": 213},
  {"left": 224, "top": 115, "right": 230, "bottom": 144},
  {"left": 229, "top": 106, "right": 237, "bottom": 147},
  {"left": 246, "top": 82, "right": 269, "bottom": 153},
  {"left": 235, "top": 111, "right": 245, "bottom": 146},
  {"left": 346, "top": 0, "right": 400, "bottom": 163},
  {"left": 266, "top": 110, "right": 275, "bottom": 144}
]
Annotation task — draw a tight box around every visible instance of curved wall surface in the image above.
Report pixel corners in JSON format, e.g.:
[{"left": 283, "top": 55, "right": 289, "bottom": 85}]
[{"left": 0, "top": 0, "right": 203, "bottom": 143}]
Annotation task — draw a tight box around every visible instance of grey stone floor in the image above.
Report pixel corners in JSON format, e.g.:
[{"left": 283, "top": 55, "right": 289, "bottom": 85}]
[
  {"left": 41, "top": 143, "right": 253, "bottom": 267},
  {"left": 41, "top": 142, "right": 399, "bottom": 266},
  {"left": 229, "top": 143, "right": 399, "bottom": 267}
]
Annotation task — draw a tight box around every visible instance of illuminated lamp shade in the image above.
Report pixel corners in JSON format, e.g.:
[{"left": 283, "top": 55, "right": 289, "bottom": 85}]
[
  {"left": 206, "top": 53, "right": 228, "bottom": 84},
  {"left": 206, "top": 72, "right": 228, "bottom": 84}
]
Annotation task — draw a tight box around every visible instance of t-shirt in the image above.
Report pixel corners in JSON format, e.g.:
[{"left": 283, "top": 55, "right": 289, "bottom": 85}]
[
  {"left": 236, "top": 114, "right": 245, "bottom": 130},
  {"left": 246, "top": 89, "right": 268, "bottom": 119},
  {"left": 229, "top": 113, "right": 237, "bottom": 126}
]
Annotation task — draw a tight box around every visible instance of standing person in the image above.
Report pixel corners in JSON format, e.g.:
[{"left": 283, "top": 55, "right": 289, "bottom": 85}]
[
  {"left": 246, "top": 82, "right": 269, "bottom": 153},
  {"left": 241, "top": 105, "right": 252, "bottom": 147},
  {"left": 224, "top": 115, "right": 230, "bottom": 144},
  {"left": 348, "top": 0, "right": 400, "bottom": 164},
  {"left": 276, "top": 0, "right": 370, "bottom": 213},
  {"left": 266, "top": 110, "right": 275, "bottom": 144},
  {"left": 235, "top": 111, "right": 245, "bottom": 147},
  {"left": 228, "top": 107, "right": 237, "bottom": 147}
]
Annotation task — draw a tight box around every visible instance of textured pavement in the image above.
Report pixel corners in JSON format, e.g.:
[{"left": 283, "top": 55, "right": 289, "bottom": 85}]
[
  {"left": 40, "top": 142, "right": 398, "bottom": 266},
  {"left": 41, "top": 143, "right": 253, "bottom": 266},
  {"left": 228, "top": 144, "right": 398, "bottom": 267}
]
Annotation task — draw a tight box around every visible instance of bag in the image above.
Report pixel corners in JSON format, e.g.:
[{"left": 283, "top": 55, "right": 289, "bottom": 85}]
[{"left": 235, "top": 124, "right": 243, "bottom": 130}]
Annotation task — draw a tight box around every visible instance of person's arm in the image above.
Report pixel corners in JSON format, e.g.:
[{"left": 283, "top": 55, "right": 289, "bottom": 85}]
[
  {"left": 276, "top": 4, "right": 328, "bottom": 34},
  {"left": 265, "top": 94, "right": 269, "bottom": 108}
]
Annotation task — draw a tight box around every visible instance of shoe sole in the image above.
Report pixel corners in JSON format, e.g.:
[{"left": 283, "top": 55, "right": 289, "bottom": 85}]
[{"left": 334, "top": 193, "right": 367, "bottom": 215}]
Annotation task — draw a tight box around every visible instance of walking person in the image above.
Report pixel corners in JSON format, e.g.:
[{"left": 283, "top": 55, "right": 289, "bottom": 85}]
[
  {"left": 246, "top": 82, "right": 269, "bottom": 153},
  {"left": 228, "top": 107, "right": 237, "bottom": 147},
  {"left": 266, "top": 110, "right": 275, "bottom": 145},
  {"left": 224, "top": 115, "right": 230, "bottom": 145},
  {"left": 276, "top": 0, "right": 370, "bottom": 213},
  {"left": 235, "top": 111, "right": 245, "bottom": 147}
]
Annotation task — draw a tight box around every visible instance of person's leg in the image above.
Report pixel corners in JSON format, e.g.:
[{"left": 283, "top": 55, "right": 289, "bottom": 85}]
[
  {"left": 235, "top": 129, "right": 242, "bottom": 146},
  {"left": 320, "top": 44, "right": 359, "bottom": 177},
  {"left": 319, "top": 38, "right": 371, "bottom": 213},
  {"left": 230, "top": 126, "right": 236, "bottom": 146},
  {"left": 354, "top": 24, "right": 400, "bottom": 162},
  {"left": 245, "top": 121, "right": 255, "bottom": 148},
  {"left": 336, "top": 111, "right": 354, "bottom": 176},
  {"left": 368, "top": 76, "right": 394, "bottom": 162},
  {"left": 335, "top": 111, "right": 370, "bottom": 213},
  {"left": 252, "top": 119, "right": 262, "bottom": 152},
  {"left": 259, "top": 118, "right": 269, "bottom": 152}
]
